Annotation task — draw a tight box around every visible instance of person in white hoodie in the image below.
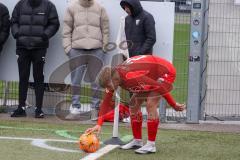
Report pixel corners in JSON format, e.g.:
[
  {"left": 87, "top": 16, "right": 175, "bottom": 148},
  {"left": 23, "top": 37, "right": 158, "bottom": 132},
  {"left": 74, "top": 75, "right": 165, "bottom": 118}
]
[{"left": 62, "top": 0, "right": 109, "bottom": 120}]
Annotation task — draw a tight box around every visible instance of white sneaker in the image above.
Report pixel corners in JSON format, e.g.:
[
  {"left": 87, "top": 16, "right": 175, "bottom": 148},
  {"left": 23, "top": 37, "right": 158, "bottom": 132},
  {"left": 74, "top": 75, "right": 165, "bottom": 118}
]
[
  {"left": 122, "top": 117, "right": 130, "bottom": 123},
  {"left": 69, "top": 104, "right": 81, "bottom": 114},
  {"left": 91, "top": 109, "right": 99, "bottom": 121},
  {"left": 121, "top": 139, "right": 143, "bottom": 150},
  {"left": 135, "top": 141, "right": 156, "bottom": 154}
]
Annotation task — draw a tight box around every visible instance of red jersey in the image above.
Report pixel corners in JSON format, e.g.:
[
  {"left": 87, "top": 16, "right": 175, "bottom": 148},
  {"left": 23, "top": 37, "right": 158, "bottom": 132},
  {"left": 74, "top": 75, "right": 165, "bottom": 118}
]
[
  {"left": 115, "top": 55, "right": 176, "bottom": 93},
  {"left": 97, "top": 55, "right": 176, "bottom": 126}
]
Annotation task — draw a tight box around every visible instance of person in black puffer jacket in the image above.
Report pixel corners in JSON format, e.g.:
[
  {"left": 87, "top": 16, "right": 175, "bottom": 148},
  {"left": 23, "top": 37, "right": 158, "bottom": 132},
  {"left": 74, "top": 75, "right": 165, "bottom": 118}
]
[
  {"left": 120, "top": 0, "right": 156, "bottom": 107},
  {"left": 0, "top": 2, "right": 10, "bottom": 53},
  {"left": 120, "top": 0, "right": 156, "bottom": 57},
  {"left": 11, "top": 0, "right": 60, "bottom": 118}
]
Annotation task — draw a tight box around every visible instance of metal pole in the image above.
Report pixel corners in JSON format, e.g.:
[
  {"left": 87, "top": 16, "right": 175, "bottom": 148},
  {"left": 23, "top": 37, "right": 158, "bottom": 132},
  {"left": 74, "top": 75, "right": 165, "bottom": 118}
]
[
  {"left": 3, "top": 81, "right": 9, "bottom": 106},
  {"left": 159, "top": 99, "right": 167, "bottom": 123},
  {"left": 200, "top": 0, "right": 209, "bottom": 120},
  {"left": 187, "top": 0, "right": 208, "bottom": 123}
]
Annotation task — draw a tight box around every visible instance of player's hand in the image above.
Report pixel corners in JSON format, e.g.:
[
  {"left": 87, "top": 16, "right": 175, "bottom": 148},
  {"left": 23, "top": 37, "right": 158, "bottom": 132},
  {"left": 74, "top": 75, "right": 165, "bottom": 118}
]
[
  {"left": 85, "top": 125, "right": 101, "bottom": 135},
  {"left": 174, "top": 103, "right": 186, "bottom": 111}
]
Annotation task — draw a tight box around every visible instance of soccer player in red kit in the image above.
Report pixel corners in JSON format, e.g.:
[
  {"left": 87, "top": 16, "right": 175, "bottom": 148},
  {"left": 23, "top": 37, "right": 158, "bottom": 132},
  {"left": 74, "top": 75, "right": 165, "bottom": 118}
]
[{"left": 86, "top": 55, "right": 185, "bottom": 154}]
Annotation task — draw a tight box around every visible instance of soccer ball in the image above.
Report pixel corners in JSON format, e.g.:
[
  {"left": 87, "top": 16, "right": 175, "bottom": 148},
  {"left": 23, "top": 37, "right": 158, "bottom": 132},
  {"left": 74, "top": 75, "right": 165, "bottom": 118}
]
[{"left": 79, "top": 133, "right": 100, "bottom": 153}]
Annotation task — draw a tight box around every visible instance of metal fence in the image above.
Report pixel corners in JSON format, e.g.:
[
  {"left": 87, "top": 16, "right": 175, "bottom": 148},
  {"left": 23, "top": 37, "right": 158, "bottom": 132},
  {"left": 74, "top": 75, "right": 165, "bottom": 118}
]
[
  {"left": 204, "top": 0, "right": 240, "bottom": 120},
  {"left": 164, "top": 10, "right": 190, "bottom": 122}
]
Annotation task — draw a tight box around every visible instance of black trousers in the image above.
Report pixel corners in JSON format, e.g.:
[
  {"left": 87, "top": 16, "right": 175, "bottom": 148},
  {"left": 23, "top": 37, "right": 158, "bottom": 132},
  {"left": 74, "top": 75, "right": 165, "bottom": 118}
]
[{"left": 17, "top": 48, "right": 46, "bottom": 109}]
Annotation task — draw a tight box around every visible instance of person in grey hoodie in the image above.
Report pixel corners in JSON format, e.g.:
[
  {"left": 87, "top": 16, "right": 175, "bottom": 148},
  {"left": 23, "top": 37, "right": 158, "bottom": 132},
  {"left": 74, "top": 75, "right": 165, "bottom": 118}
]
[
  {"left": 120, "top": 0, "right": 156, "bottom": 57},
  {"left": 62, "top": 0, "right": 109, "bottom": 120}
]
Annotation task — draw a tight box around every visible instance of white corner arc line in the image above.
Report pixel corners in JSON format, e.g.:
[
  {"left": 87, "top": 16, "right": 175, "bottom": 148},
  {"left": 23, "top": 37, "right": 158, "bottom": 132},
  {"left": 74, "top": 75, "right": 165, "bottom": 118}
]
[
  {"left": 31, "top": 139, "right": 81, "bottom": 153},
  {"left": 80, "top": 145, "right": 119, "bottom": 160},
  {"left": 0, "top": 136, "right": 81, "bottom": 153},
  {"left": 0, "top": 136, "right": 77, "bottom": 142}
]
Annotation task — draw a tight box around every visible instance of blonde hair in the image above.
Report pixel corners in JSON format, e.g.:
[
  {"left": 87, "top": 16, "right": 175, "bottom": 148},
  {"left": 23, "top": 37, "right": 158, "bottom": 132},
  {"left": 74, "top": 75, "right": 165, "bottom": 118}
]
[{"left": 98, "top": 67, "right": 115, "bottom": 88}]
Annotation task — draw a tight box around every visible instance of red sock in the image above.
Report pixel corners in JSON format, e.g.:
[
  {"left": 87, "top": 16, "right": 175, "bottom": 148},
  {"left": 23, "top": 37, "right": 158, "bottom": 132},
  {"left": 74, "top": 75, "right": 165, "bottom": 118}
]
[
  {"left": 130, "top": 112, "right": 143, "bottom": 139},
  {"left": 147, "top": 119, "right": 160, "bottom": 141}
]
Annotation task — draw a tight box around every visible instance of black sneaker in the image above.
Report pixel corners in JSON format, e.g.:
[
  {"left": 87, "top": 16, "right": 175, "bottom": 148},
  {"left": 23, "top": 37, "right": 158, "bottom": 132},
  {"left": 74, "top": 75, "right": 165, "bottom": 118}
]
[
  {"left": 11, "top": 107, "right": 26, "bottom": 117},
  {"left": 35, "top": 109, "right": 44, "bottom": 118}
]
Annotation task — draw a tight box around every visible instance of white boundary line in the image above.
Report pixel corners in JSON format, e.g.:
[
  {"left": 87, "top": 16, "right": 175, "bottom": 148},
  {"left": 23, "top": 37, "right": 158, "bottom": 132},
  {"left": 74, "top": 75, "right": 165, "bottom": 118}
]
[
  {"left": 0, "top": 136, "right": 120, "bottom": 159},
  {"left": 80, "top": 145, "right": 119, "bottom": 160},
  {"left": 0, "top": 136, "right": 81, "bottom": 153}
]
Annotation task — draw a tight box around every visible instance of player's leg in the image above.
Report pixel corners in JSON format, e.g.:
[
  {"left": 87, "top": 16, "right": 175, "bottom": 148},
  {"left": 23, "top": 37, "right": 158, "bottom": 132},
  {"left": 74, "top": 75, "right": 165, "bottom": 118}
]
[
  {"left": 85, "top": 49, "right": 104, "bottom": 120},
  {"left": 32, "top": 49, "right": 46, "bottom": 118},
  {"left": 66, "top": 49, "right": 86, "bottom": 120},
  {"left": 121, "top": 94, "right": 145, "bottom": 149},
  {"left": 135, "top": 92, "right": 161, "bottom": 154},
  {"left": 11, "top": 49, "right": 31, "bottom": 117}
]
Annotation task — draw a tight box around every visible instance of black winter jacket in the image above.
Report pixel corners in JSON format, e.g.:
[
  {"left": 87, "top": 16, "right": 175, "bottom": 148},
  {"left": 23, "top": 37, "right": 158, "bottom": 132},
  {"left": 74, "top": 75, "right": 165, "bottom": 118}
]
[
  {"left": 0, "top": 3, "right": 10, "bottom": 52},
  {"left": 11, "top": 0, "right": 60, "bottom": 50},
  {"left": 120, "top": 0, "right": 156, "bottom": 57}
]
